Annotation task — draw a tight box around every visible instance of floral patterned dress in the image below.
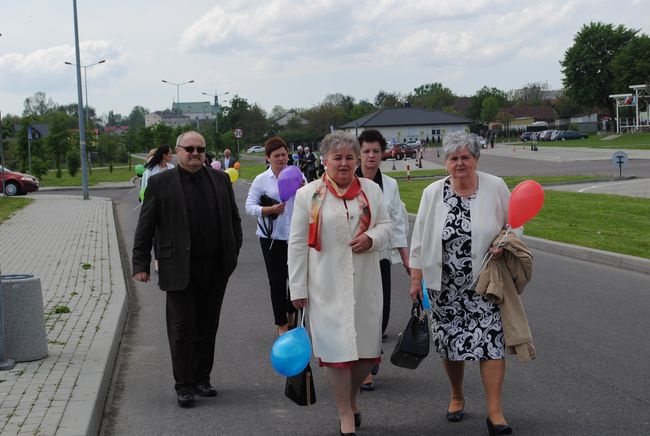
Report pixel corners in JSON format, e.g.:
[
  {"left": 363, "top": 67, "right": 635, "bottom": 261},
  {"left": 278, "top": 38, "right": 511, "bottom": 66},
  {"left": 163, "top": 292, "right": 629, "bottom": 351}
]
[{"left": 427, "top": 179, "right": 505, "bottom": 361}]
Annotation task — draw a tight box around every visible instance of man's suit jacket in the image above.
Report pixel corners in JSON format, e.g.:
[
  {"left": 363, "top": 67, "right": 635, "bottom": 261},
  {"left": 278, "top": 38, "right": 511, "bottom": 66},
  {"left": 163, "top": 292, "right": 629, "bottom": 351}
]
[
  {"left": 132, "top": 166, "right": 243, "bottom": 291},
  {"left": 221, "top": 156, "right": 238, "bottom": 169}
]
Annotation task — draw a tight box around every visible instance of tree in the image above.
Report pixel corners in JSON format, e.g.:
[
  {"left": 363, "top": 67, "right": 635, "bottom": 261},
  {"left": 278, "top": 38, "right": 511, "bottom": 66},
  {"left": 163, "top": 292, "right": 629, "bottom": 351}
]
[
  {"left": 374, "top": 90, "right": 401, "bottom": 109},
  {"left": 553, "top": 94, "right": 585, "bottom": 118},
  {"left": 127, "top": 106, "right": 149, "bottom": 132},
  {"left": 45, "top": 112, "right": 73, "bottom": 177},
  {"left": 561, "top": 22, "right": 638, "bottom": 112},
  {"left": 610, "top": 34, "right": 650, "bottom": 93},
  {"left": 480, "top": 96, "right": 500, "bottom": 124},
  {"left": 66, "top": 149, "right": 81, "bottom": 176},
  {"left": 468, "top": 86, "right": 509, "bottom": 121},
  {"left": 107, "top": 110, "right": 125, "bottom": 126},
  {"left": 408, "top": 82, "right": 456, "bottom": 110},
  {"left": 509, "top": 81, "right": 549, "bottom": 106},
  {"left": 269, "top": 105, "right": 287, "bottom": 121},
  {"left": 349, "top": 100, "right": 377, "bottom": 121},
  {"left": 23, "top": 92, "right": 56, "bottom": 118}
]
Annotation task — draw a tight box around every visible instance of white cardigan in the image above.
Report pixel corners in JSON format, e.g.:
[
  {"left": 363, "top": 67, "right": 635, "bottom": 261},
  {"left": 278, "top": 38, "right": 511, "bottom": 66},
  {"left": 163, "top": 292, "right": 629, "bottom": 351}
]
[
  {"left": 288, "top": 178, "right": 392, "bottom": 362},
  {"left": 410, "top": 171, "right": 522, "bottom": 290},
  {"left": 380, "top": 174, "right": 409, "bottom": 263}
]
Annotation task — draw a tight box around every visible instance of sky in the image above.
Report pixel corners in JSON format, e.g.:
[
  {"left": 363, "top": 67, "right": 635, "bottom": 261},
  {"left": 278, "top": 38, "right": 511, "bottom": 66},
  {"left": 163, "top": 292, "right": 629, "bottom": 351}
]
[{"left": 0, "top": 0, "right": 648, "bottom": 120}]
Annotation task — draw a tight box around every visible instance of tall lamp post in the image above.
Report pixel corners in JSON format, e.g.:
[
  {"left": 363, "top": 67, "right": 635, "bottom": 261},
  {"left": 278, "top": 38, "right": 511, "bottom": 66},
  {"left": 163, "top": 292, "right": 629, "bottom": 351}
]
[
  {"left": 71, "top": 0, "right": 90, "bottom": 200},
  {"left": 202, "top": 91, "right": 229, "bottom": 135},
  {"left": 64, "top": 59, "right": 106, "bottom": 131},
  {"left": 162, "top": 79, "right": 194, "bottom": 112}
]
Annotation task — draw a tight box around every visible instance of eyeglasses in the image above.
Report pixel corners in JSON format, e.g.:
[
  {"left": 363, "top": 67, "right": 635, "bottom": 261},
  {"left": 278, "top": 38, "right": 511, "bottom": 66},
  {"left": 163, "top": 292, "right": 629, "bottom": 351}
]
[{"left": 177, "top": 145, "right": 206, "bottom": 154}]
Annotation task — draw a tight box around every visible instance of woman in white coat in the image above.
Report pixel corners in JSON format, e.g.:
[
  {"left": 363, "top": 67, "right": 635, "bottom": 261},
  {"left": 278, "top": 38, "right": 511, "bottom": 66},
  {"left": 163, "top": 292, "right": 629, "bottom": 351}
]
[{"left": 289, "top": 131, "right": 392, "bottom": 435}]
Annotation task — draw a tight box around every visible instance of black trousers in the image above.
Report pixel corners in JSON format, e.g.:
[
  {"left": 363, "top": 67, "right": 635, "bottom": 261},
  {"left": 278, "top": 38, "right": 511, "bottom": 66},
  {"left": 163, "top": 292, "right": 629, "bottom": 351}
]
[
  {"left": 259, "top": 238, "right": 295, "bottom": 326},
  {"left": 380, "top": 258, "right": 391, "bottom": 334},
  {"left": 165, "top": 258, "right": 227, "bottom": 392}
]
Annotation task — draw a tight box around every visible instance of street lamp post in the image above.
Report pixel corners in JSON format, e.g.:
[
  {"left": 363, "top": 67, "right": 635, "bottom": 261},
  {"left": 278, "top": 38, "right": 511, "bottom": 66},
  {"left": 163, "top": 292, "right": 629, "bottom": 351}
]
[
  {"left": 72, "top": 0, "right": 89, "bottom": 200},
  {"left": 65, "top": 59, "right": 106, "bottom": 131},
  {"left": 162, "top": 79, "right": 195, "bottom": 112},
  {"left": 202, "top": 91, "right": 229, "bottom": 135}
]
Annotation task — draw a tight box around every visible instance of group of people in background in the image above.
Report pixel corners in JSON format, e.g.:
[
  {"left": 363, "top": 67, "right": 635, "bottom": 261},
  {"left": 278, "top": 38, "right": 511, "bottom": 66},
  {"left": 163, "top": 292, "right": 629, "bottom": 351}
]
[{"left": 132, "top": 128, "right": 528, "bottom": 436}]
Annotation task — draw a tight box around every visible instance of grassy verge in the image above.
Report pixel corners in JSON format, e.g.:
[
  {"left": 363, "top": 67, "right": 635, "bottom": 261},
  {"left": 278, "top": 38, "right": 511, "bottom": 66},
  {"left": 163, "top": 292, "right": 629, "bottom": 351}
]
[
  {"left": 238, "top": 158, "right": 268, "bottom": 180},
  {"left": 398, "top": 176, "right": 650, "bottom": 259},
  {"left": 39, "top": 166, "right": 136, "bottom": 187},
  {"left": 512, "top": 133, "right": 650, "bottom": 149},
  {"left": 0, "top": 197, "right": 34, "bottom": 224}
]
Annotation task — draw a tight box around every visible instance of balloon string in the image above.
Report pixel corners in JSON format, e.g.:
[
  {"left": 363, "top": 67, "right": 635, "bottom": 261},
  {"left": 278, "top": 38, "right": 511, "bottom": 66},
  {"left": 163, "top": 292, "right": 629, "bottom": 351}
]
[{"left": 470, "top": 227, "right": 510, "bottom": 289}]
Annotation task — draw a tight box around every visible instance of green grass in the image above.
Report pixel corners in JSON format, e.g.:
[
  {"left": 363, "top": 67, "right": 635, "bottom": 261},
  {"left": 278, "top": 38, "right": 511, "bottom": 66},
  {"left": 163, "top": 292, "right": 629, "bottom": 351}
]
[
  {"left": 39, "top": 165, "right": 137, "bottom": 187},
  {"left": 0, "top": 197, "right": 33, "bottom": 224},
  {"left": 525, "top": 191, "right": 650, "bottom": 258},
  {"left": 397, "top": 176, "right": 650, "bottom": 259},
  {"left": 523, "top": 133, "right": 650, "bottom": 149},
  {"left": 237, "top": 158, "right": 268, "bottom": 180}
]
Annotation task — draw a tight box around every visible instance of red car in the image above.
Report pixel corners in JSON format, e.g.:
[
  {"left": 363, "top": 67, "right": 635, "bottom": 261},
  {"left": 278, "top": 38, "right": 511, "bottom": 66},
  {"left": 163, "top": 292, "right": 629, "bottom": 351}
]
[
  {"left": 1, "top": 166, "right": 40, "bottom": 196},
  {"left": 381, "top": 144, "right": 417, "bottom": 161}
]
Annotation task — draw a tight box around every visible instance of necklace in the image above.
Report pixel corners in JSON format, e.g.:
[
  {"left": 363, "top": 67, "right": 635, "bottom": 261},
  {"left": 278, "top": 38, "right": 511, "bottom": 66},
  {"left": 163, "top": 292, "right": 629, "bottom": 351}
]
[{"left": 451, "top": 175, "right": 478, "bottom": 197}]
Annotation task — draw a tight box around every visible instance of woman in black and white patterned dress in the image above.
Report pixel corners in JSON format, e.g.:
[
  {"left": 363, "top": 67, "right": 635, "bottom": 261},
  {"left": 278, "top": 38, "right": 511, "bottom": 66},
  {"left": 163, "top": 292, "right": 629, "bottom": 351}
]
[{"left": 409, "top": 131, "right": 521, "bottom": 435}]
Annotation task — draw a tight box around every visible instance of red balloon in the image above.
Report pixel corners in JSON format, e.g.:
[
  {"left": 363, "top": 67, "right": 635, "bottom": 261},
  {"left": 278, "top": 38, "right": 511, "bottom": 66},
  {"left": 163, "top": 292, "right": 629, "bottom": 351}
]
[{"left": 508, "top": 180, "right": 544, "bottom": 228}]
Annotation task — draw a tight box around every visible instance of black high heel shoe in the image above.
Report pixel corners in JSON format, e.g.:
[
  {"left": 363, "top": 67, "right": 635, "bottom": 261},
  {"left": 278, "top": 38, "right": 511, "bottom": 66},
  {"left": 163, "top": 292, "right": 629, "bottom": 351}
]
[
  {"left": 354, "top": 412, "right": 362, "bottom": 428},
  {"left": 486, "top": 417, "right": 512, "bottom": 435},
  {"left": 446, "top": 400, "right": 465, "bottom": 422}
]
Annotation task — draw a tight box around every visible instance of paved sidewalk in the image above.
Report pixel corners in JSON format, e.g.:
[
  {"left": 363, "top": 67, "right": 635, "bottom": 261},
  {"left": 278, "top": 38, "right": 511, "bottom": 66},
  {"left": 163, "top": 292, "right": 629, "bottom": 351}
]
[{"left": 0, "top": 195, "right": 127, "bottom": 435}]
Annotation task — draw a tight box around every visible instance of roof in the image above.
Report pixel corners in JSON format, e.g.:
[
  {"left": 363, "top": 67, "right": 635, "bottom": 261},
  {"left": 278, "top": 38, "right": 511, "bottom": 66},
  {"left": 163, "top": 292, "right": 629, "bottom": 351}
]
[
  {"left": 340, "top": 108, "right": 472, "bottom": 129},
  {"left": 172, "top": 101, "right": 215, "bottom": 114},
  {"left": 502, "top": 105, "right": 557, "bottom": 121}
]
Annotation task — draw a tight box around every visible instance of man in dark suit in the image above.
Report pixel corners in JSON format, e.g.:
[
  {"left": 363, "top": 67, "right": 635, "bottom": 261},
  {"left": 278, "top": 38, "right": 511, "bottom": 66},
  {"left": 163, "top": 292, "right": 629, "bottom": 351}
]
[
  {"left": 221, "top": 148, "right": 238, "bottom": 169},
  {"left": 132, "top": 131, "right": 242, "bottom": 408}
]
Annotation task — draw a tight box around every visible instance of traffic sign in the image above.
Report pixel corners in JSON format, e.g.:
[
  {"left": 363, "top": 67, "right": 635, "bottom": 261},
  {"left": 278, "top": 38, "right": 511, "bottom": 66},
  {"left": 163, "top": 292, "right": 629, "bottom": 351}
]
[
  {"left": 611, "top": 151, "right": 628, "bottom": 166},
  {"left": 612, "top": 151, "right": 628, "bottom": 178},
  {"left": 234, "top": 128, "right": 243, "bottom": 139}
]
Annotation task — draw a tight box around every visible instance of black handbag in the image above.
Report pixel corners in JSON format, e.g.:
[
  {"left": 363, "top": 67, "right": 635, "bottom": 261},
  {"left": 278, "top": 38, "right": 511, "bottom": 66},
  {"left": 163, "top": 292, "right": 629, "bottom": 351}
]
[
  {"left": 390, "top": 299, "right": 430, "bottom": 369},
  {"left": 284, "top": 363, "right": 316, "bottom": 406},
  {"left": 284, "top": 309, "right": 316, "bottom": 406}
]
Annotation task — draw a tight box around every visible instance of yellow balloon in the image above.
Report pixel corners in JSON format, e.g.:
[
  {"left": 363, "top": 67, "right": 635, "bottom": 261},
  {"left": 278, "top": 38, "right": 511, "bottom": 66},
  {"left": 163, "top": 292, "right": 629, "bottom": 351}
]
[
  {"left": 233, "top": 161, "right": 241, "bottom": 170},
  {"left": 225, "top": 167, "right": 239, "bottom": 183}
]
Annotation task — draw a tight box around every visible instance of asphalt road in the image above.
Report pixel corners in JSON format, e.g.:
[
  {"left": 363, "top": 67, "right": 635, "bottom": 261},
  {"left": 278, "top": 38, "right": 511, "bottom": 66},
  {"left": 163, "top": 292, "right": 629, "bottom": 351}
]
[{"left": 64, "top": 181, "right": 649, "bottom": 436}]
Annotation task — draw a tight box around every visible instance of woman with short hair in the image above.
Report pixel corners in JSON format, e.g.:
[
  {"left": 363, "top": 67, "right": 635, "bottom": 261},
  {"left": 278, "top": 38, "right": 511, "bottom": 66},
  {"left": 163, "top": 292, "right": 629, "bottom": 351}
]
[{"left": 289, "top": 131, "right": 392, "bottom": 435}]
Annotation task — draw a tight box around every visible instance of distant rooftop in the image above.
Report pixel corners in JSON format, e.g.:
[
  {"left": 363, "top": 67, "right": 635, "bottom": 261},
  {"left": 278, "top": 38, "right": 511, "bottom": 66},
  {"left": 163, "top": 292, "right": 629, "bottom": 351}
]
[{"left": 340, "top": 107, "right": 472, "bottom": 129}]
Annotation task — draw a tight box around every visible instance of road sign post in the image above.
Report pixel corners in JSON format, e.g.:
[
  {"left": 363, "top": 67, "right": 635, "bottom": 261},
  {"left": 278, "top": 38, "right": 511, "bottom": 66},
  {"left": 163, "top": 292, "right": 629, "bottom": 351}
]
[
  {"left": 611, "top": 151, "right": 628, "bottom": 179},
  {"left": 234, "top": 128, "right": 243, "bottom": 158}
]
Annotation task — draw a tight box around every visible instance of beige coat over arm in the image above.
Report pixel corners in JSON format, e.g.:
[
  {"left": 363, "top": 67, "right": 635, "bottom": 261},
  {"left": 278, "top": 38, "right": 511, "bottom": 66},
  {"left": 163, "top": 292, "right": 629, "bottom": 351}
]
[{"left": 288, "top": 178, "right": 393, "bottom": 363}]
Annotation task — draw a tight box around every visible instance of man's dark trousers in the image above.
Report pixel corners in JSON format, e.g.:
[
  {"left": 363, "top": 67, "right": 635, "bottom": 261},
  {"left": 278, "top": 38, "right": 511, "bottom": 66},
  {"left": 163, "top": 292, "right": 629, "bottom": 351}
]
[{"left": 165, "top": 257, "right": 226, "bottom": 392}]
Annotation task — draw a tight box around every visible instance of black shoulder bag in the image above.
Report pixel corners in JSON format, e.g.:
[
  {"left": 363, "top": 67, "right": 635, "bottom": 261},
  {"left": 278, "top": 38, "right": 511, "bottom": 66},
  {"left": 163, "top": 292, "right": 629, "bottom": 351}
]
[{"left": 390, "top": 298, "right": 430, "bottom": 369}]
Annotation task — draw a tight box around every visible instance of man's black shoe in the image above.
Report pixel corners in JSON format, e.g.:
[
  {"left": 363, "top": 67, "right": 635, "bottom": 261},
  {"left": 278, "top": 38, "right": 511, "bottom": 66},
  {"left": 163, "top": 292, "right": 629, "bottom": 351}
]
[
  {"left": 193, "top": 384, "right": 218, "bottom": 397},
  {"left": 177, "top": 390, "right": 195, "bottom": 407}
]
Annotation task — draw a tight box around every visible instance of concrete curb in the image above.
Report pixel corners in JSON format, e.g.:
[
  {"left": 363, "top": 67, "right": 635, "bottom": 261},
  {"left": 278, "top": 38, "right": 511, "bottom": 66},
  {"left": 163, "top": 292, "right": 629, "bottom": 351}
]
[
  {"left": 407, "top": 213, "right": 650, "bottom": 276},
  {"left": 56, "top": 197, "right": 129, "bottom": 435},
  {"left": 522, "top": 235, "right": 650, "bottom": 275}
]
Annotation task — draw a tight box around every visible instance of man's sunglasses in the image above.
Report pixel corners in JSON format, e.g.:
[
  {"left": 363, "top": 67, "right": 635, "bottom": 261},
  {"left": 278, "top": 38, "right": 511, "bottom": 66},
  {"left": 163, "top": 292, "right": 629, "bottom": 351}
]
[{"left": 178, "top": 145, "right": 206, "bottom": 153}]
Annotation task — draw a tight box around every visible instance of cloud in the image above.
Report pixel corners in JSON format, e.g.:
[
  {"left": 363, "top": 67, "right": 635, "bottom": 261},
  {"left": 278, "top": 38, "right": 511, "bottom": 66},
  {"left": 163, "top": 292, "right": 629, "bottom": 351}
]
[{"left": 0, "top": 40, "right": 127, "bottom": 93}]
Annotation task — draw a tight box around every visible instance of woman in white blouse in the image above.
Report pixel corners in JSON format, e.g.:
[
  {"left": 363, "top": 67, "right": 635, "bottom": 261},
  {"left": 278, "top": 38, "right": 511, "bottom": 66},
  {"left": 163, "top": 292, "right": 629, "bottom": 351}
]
[{"left": 245, "top": 137, "right": 299, "bottom": 335}]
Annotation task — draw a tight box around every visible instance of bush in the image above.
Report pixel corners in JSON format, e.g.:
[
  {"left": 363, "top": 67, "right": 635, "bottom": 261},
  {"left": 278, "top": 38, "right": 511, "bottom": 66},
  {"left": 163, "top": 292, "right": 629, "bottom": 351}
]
[
  {"left": 30, "top": 156, "right": 51, "bottom": 180},
  {"left": 67, "top": 150, "right": 81, "bottom": 177}
]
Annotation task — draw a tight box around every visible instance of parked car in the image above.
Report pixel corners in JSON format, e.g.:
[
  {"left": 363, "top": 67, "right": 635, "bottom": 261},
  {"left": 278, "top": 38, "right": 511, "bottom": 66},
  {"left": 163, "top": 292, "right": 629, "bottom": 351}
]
[
  {"left": 404, "top": 139, "right": 422, "bottom": 148},
  {"left": 476, "top": 136, "right": 487, "bottom": 148},
  {"left": 0, "top": 166, "right": 39, "bottom": 196},
  {"left": 381, "top": 144, "right": 417, "bottom": 160},
  {"left": 246, "top": 145, "right": 265, "bottom": 153},
  {"left": 520, "top": 132, "right": 535, "bottom": 142},
  {"left": 555, "top": 130, "right": 588, "bottom": 141}
]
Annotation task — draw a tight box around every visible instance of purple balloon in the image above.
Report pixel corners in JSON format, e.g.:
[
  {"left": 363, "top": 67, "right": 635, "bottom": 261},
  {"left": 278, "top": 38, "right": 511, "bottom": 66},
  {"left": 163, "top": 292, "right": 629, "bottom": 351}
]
[
  {"left": 211, "top": 160, "right": 222, "bottom": 170},
  {"left": 278, "top": 165, "right": 303, "bottom": 202}
]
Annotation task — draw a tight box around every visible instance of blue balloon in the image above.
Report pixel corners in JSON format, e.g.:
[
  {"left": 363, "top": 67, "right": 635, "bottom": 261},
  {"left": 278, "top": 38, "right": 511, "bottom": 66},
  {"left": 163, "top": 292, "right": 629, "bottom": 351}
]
[
  {"left": 270, "top": 326, "right": 312, "bottom": 376},
  {"left": 292, "top": 153, "right": 300, "bottom": 160}
]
